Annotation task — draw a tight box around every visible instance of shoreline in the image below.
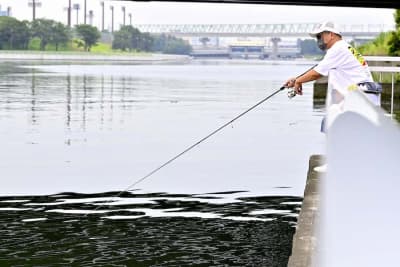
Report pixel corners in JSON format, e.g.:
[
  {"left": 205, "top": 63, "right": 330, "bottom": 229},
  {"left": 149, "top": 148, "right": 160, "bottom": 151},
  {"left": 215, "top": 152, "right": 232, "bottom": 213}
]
[
  {"left": 0, "top": 51, "right": 191, "bottom": 64},
  {"left": 0, "top": 51, "right": 321, "bottom": 65}
]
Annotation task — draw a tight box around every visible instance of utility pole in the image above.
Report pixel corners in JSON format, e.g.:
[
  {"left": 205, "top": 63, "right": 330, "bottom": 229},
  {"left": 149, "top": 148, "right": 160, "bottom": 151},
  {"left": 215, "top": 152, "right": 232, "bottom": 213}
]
[
  {"left": 73, "top": 3, "right": 80, "bottom": 25},
  {"left": 84, "top": 0, "right": 87, "bottom": 24},
  {"left": 7, "top": 6, "right": 11, "bottom": 16},
  {"left": 110, "top": 5, "right": 114, "bottom": 33},
  {"left": 129, "top": 13, "right": 132, "bottom": 26},
  {"left": 28, "top": 0, "right": 42, "bottom": 21},
  {"left": 100, "top": 1, "right": 104, "bottom": 32},
  {"left": 122, "top": 6, "right": 126, "bottom": 26}
]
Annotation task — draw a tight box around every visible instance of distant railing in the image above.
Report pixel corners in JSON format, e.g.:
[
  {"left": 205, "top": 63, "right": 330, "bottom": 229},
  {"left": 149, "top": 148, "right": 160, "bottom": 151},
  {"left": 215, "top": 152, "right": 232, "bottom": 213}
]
[
  {"left": 369, "top": 66, "right": 400, "bottom": 116},
  {"left": 135, "top": 23, "right": 394, "bottom": 37},
  {"left": 366, "top": 56, "right": 400, "bottom": 117}
]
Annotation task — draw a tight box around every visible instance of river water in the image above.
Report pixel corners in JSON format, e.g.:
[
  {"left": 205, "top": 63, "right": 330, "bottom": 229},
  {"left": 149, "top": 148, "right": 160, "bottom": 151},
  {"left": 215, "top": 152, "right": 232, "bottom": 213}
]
[{"left": 0, "top": 59, "right": 324, "bottom": 266}]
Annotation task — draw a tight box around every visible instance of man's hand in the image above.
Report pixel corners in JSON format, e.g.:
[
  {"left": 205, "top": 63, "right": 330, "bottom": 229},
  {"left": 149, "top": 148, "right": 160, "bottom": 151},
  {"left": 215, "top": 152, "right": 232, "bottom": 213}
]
[
  {"left": 294, "top": 80, "right": 303, "bottom": 95},
  {"left": 285, "top": 78, "right": 303, "bottom": 96},
  {"left": 285, "top": 69, "right": 322, "bottom": 97},
  {"left": 285, "top": 78, "right": 296, "bottom": 88}
]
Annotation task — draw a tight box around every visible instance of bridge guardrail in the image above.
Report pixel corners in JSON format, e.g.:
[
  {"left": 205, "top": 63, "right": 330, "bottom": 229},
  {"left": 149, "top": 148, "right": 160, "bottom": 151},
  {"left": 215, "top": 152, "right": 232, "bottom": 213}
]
[{"left": 136, "top": 23, "right": 394, "bottom": 37}]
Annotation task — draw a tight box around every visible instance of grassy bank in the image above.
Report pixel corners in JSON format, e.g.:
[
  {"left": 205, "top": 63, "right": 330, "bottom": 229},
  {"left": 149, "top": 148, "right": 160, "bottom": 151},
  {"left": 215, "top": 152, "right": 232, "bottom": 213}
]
[{"left": 24, "top": 37, "right": 151, "bottom": 56}]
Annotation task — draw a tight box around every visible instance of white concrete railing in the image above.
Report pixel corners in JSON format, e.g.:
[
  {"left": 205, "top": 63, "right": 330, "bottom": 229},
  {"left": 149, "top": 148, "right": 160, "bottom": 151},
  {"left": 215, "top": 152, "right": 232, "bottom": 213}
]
[{"left": 316, "top": 90, "right": 400, "bottom": 266}]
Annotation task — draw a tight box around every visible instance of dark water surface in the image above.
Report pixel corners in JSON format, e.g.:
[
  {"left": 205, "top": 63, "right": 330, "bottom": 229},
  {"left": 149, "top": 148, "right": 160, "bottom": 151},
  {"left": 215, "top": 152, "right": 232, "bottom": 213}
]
[
  {"left": 0, "top": 191, "right": 301, "bottom": 266},
  {"left": 0, "top": 60, "right": 324, "bottom": 266}
]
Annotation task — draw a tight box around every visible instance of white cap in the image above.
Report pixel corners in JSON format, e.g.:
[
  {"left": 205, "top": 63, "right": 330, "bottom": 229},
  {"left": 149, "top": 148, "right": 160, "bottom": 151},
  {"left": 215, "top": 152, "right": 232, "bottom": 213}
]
[{"left": 309, "top": 21, "right": 341, "bottom": 37}]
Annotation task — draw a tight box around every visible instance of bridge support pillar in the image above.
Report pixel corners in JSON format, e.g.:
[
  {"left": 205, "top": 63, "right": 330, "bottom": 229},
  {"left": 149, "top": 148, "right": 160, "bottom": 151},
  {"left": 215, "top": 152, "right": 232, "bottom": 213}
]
[{"left": 270, "top": 37, "right": 281, "bottom": 59}]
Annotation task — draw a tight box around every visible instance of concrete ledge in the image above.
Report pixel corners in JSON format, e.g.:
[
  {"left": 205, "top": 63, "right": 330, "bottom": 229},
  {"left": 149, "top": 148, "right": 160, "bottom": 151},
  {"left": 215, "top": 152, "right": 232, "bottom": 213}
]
[
  {"left": 0, "top": 52, "right": 191, "bottom": 63},
  {"left": 287, "top": 154, "right": 325, "bottom": 267}
]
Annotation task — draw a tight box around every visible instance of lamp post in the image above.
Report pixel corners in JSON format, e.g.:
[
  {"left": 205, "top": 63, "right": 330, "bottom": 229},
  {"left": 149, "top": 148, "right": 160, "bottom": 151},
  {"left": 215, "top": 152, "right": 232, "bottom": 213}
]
[
  {"left": 67, "top": 0, "right": 71, "bottom": 27},
  {"left": 88, "top": 10, "right": 94, "bottom": 26},
  {"left": 73, "top": 4, "right": 80, "bottom": 26},
  {"left": 83, "top": 0, "right": 87, "bottom": 24},
  {"left": 100, "top": 1, "right": 104, "bottom": 32},
  {"left": 110, "top": 5, "right": 114, "bottom": 33},
  {"left": 28, "top": 0, "right": 42, "bottom": 21},
  {"left": 122, "top": 6, "right": 126, "bottom": 26},
  {"left": 128, "top": 13, "right": 132, "bottom": 26}
]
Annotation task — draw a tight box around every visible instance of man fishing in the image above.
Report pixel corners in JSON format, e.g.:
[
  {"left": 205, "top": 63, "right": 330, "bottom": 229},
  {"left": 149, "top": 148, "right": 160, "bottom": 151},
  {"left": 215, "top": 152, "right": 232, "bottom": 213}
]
[{"left": 285, "top": 21, "right": 382, "bottom": 172}]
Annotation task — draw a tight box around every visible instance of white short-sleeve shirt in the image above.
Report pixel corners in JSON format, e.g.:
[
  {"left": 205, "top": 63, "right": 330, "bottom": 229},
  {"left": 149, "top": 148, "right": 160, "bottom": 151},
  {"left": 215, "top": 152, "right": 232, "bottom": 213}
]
[{"left": 314, "top": 39, "right": 373, "bottom": 105}]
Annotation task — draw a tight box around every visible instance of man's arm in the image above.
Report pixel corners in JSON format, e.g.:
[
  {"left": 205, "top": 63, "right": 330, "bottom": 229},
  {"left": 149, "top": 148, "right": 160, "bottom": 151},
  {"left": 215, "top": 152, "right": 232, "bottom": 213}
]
[
  {"left": 296, "top": 69, "right": 322, "bottom": 84},
  {"left": 292, "top": 69, "right": 322, "bottom": 95}
]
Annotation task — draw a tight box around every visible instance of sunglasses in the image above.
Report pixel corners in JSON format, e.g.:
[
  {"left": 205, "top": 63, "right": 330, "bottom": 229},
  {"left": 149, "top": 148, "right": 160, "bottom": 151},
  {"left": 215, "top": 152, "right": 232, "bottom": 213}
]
[{"left": 316, "top": 31, "right": 330, "bottom": 39}]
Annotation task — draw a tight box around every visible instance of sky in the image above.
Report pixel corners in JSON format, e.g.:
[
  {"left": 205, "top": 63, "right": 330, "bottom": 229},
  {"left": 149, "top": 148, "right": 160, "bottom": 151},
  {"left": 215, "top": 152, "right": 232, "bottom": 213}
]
[{"left": 0, "top": 0, "right": 395, "bottom": 32}]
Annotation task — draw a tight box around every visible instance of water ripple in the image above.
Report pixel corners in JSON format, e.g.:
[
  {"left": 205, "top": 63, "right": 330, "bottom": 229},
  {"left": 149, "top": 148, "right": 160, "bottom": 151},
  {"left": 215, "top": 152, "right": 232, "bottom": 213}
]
[{"left": 0, "top": 191, "right": 301, "bottom": 266}]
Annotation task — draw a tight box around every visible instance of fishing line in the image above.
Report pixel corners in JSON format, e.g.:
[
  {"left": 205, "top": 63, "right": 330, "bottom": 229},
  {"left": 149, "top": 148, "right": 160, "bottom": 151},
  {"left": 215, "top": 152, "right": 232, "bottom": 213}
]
[{"left": 89, "top": 65, "right": 316, "bottom": 214}]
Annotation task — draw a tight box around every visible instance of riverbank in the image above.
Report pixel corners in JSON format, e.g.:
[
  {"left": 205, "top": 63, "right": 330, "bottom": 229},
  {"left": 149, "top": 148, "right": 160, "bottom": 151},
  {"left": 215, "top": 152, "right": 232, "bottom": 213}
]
[{"left": 0, "top": 51, "right": 191, "bottom": 64}]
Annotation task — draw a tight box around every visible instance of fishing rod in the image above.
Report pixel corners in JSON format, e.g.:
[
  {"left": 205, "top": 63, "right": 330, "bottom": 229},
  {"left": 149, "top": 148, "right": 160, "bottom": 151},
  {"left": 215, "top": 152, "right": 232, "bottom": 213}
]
[{"left": 90, "top": 64, "right": 316, "bottom": 213}]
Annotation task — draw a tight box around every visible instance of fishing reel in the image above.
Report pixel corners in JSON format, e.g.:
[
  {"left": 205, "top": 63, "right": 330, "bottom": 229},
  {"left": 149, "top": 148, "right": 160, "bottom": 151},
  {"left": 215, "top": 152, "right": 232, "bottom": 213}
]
[{"left": 287, "top": 87, "right": 297, "bottom": 99}]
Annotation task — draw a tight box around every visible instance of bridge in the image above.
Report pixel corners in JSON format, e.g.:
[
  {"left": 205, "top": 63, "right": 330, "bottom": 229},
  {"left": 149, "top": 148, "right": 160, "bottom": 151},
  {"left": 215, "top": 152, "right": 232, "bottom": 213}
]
[
  {"left": 136, "top": 23, "right": 391, "bottom": 38},
  {"left": 136, "top": 23, "right": 392, "bottom": 59}
]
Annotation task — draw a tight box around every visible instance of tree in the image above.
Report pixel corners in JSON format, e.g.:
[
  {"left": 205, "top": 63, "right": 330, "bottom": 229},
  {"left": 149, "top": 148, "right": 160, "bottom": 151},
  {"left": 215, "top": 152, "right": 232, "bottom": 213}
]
[
  {"left": 394, "top": 9, "right": 400, "bottom": 28},
  {"left": 30, "top": 19, "right": 55, "bottom": 50},
  {"left": 152, "top": 34, "right": 167, "bottom": 52},
  {"left": 138, "top": 32, "right": 154, "bottom": 51},
  {"left": 75, "top": 24, "right": 100, "bottom": 51},
  {"left": 112, "top": 28, "right": 191, "bottom": 54},
  {"left": 299, "top": 39, "right": 323, "bottom": 56},
  {"left": 150, "top": 34, "right": 192, "bottom": 55},
  {"left": 112, "top": 26, "right": 153, "bottom": 52},
  {"left": 0, "top": 17, "right": 30, "bottom": 49},
  {"left": 14, "top": 20, "right": 30, "bottom": 49},
  {"left": 51, "top": 22, "right": 70, "bottom": 51},
  {"left": 129, "top": 27, "right": 142, "bottom": 50},
  {"left": 388, "top": 9, "right": 400, "bottom": 56},
  {"left": 389, "top": 32, "right": 400, "bottom": 56},
  {"left": 160, "top": 35, "right": 192, "bottom": 55},
  {"left": 112, "top": 26, "right": 132, "bottom": 51},
  {"left": 359, "top": 32, "right": 391, "bottom": 56},
  {"left": 112, "top": 25, "right": 141, "bottom": 51}
]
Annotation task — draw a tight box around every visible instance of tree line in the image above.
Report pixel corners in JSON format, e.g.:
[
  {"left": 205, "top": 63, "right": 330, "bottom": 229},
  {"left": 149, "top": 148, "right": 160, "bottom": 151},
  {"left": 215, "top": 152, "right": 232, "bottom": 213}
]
[
  {"left": 112, "top": 26, "right": 192, "bottom": 55},
  {"left": 0, "top": 16, "right": 192, "bottom": 55},
  {"left": 3, "top": 11, "right": 400, "bottom": 56},
  {"left": 0, "top": 16, "right": 100, "bottom": 51},
  {"left": 388, "top": 9, "right": 400, "bottom": 56},
  {"left": 356, "top": 9, "right": 400, "bottom": 56}
]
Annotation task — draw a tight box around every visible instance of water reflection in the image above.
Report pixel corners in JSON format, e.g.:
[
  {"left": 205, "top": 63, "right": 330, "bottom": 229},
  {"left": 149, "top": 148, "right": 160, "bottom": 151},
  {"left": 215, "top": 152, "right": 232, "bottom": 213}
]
[
  {"left": 0, "top": 61, "right": 324, "bottom": 196},
  {"left": 0, "top": 191, "right": 301, "bottom": 266},
  {"left": 66, "top": 73, "right": 72, "bottom": 130},
  {"left": 17, "top": 66, "right": 141, "bottom": 145},
  {"left": 31, "top": 68, "right": 37, "bottom": 125}
]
